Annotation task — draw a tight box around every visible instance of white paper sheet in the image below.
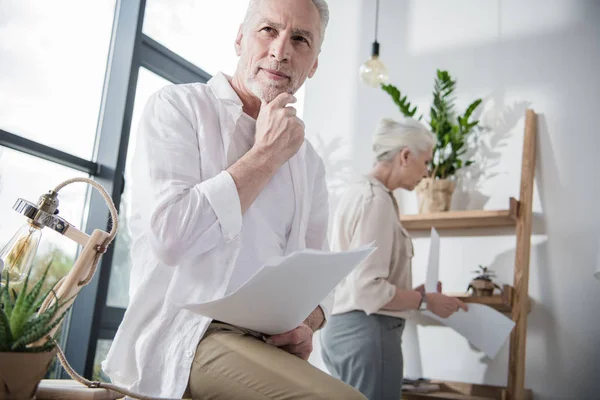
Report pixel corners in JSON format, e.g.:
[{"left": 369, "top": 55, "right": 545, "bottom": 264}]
[
  {"left": 422, "top": 305, "right": 515, "bottom": 359},
  {"left": 184, "top": 245, "right": 376, "bottom": 335},
  {"left": 424, "top": 228, "right": 440, "bottom": 292},
  {"left": 421, "top": 229, "right": 515, "bottom": 359}
]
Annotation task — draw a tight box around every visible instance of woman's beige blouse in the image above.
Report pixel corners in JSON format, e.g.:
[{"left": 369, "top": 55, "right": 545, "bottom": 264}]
[{"left": 330, "top": 175, "right": 414, "bottom": 319}]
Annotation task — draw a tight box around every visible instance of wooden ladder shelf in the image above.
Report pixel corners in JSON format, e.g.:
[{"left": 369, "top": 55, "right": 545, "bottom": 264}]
[{"left": 401, "top": 109, "right": 537, "bottom": 400}]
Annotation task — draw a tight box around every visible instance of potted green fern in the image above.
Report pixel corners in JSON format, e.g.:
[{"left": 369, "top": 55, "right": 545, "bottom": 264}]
[
  {"left": 0, "top": 261, "right": 71, "bottom": 400},
  {"left": 382, "top": 69, "right": 482, "bottom": 213}
]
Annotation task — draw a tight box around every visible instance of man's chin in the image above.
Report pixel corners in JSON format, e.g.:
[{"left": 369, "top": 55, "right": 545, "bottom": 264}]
[{"left": 251, "top": 84, "right": 294, "bottom": 103}]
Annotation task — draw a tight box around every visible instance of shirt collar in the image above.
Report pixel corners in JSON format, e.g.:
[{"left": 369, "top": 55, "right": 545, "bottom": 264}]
[
  {"left": 365, "top": 174, "right": 392, "bottom": 193},
  {"left": 207, "top": 72, "right": 244, "bottom": 108},
  {"left": 207, "top": 72, "right": 244, "bottom": 160}
]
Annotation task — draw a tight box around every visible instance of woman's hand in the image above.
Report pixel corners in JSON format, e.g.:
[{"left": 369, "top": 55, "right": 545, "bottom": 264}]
[
  {"left": 426, "top": 293, "right": 469, "bottom": 318},
  {"left": 414, "top": 281, "right": 443, "bottom": 294}
]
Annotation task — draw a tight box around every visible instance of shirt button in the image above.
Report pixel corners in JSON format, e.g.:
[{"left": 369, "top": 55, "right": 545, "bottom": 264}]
[{"left": 185, "top": 350, "right": 194, "bottom": 358}]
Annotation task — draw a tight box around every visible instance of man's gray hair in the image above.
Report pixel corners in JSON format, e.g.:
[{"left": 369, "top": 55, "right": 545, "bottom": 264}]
[
  {"left": 242, "top": 0, "right": 330, "bottom": 45},
  {"left": 373, "top": 117, "right": 436, "bottom": 162}
]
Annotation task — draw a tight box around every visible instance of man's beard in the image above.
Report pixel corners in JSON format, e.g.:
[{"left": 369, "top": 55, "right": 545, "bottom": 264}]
[{"left": 245, "top": 63, "right": 299, "bottom": 103}]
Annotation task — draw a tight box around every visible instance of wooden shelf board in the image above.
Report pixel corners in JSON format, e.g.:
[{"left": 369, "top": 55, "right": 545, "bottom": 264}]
[
  {"left": 446, "top": 285, "right": 514, "bottom": 313},
  {"left": 400, "top": 198, "right": 519, "bottom": 231},
  {"left": 402, "top": 380, "right": 533, "bottom": 400}
]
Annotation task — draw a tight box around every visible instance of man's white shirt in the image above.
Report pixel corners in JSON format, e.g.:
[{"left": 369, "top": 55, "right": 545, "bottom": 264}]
[
  {"left": 224, "top": 111, "right": 295, "bottom": 295},
  {"left": 102, "top": 73, "right": 331, "bottom": 398}
]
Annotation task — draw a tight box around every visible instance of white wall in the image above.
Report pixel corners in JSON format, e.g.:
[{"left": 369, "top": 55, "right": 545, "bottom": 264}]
[{"left": 304, "top": 1, "right": 600, "bottom": 399}]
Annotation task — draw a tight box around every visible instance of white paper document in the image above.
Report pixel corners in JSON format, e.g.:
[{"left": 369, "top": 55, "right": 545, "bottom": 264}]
[
  {"left": 421, "top": 229, "right": 515, "bottom": 359},
  {"left": 424, "top": 228, "right": 440, "bottom": 292},
  {"left": 184, "top": 245, "right": 376, "bottom": 335},
  {"left": 422, "top": 305, "right": 515, "bottom": 359}
]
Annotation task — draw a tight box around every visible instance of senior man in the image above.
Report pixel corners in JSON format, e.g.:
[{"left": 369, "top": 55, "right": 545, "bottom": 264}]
[{"left": 103, "top": 0, "right": 366, "bottom": 399}]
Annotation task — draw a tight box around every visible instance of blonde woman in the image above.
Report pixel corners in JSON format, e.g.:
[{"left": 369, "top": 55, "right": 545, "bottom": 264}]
[{"left": 321, "top": 118, "right": 468, "bottom": 400}]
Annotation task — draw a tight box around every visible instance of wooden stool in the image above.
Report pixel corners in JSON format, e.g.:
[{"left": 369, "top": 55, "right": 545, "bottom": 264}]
[{"left": 36, "top": 380, "right": 123, "bottom": 400}]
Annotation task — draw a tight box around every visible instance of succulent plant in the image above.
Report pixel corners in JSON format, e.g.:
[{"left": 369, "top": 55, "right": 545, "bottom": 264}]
[
  {"left": 471, "top": 265, "right": 497, "bottom": 282},
  {"left": 0, "top": 261, "right": 71, "bottom": 353}
]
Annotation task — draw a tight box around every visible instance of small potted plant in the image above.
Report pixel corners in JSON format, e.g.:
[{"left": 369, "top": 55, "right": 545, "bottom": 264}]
[
  {"left": 467, "top": 265, "right": 501, "bottom": 297},
  {"left": 0, "top": 261, "right": 71, "bottom": 400},
  {"left": 382, "top": 69, "right": 482, "bottom": 213}
]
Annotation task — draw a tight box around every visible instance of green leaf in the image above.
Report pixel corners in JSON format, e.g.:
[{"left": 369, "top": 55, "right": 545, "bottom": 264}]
[
  {"left": 24, "top": 261, "right": 53, "bottom": 315},
  {"left": 10, "top": 308, "right": 31, "bottom": 340},
  {"left": 0, "top": 307, "right": 12, "bottom": 351},
  {"left": 12, "top": 260, "right": 58, "bottom": 339},
  {"left": 381, "top": 84, "right": 419, "bottom": 117},
  {"left": 19, "top": 295, "right": 58, "bottom": 342},
  {"left": 463, "top": 99, "right": 482, "bottom": 121},
  {"left": 11, "top": 304, "right": 69, "bottom": 350},
  {"left": 17, "top": 292, "right": 75, "bottom": 351},
  {"left": 10, "top": 269, "right": 35, "bottom": 338},
  {"left": 2, "top": 275, "right": 14, "bottom": 320},
  {"left": 30, "top": 285, "right": 58, "bottom": 317},
  {"left": 466, "top": 121, "right": 479, "bottom": 131},
  {"left": 384, "top": 69, "right": 479, "bottom": 180}
]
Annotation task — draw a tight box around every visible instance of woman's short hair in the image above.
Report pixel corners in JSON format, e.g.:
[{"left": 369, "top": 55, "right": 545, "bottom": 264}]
[{"left": 372, "top": 117, "right": 436, "bottom": 162}]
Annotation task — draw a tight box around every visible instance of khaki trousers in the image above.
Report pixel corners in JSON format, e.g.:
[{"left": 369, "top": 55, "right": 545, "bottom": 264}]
[{"left": 183, "top": 322, "right": 366, "bottom": 400}]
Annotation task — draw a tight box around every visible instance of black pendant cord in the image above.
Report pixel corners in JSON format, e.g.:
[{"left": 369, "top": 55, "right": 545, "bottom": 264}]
[
  {"left": 372, "top": 0, "right": 381, "bottom": 56},
  {"left": 374, "top": 0, "right": 380, "bottom": 42}
]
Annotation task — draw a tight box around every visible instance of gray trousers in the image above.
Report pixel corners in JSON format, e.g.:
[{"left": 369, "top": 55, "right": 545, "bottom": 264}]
[{"left": 320, "top": 311, "right": 405, "bottom": 400}]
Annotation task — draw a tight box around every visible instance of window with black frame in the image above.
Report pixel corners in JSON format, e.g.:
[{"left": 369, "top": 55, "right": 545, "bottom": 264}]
[{"left": 0, "top": 0, "right": 118, "bottom": 379}]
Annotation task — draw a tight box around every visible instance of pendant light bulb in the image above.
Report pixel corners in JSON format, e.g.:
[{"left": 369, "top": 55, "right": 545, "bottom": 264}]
[
  {"left": 359, "top": 0, "right": 388, "bottom": 88},
  {"left": 359, "top": 42, "right": 389, "bottom": 88}
]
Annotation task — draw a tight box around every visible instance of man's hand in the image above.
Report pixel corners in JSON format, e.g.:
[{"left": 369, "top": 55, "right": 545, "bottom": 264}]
[
  {"left": 253, "top": 93, "right": 305, "bottom": 169},
  {"left": 266, "top": 323, "right": 313, "bottom": 360},
  {"left": 228, "top": 92, "right": 305, "bottom": 212},
  {"left": 426, "top": 293, "right": 469, "bottom": 318},
  {"left": 303, "top": 306, "right": 325, "bottom": 332}
]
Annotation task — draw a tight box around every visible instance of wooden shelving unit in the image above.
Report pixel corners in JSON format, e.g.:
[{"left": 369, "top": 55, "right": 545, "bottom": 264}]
[
  {"left": 400, "top": 198, "right": 519, "bottom": 231},
  {"left": 446, "top": 285, "right": 514, "bottom": 314},
  {"left": 446, "top": 286, "right": 531, "bottom": 314},
  {"left": 401, "top": 110, "right": 538, "bottom": 400}
]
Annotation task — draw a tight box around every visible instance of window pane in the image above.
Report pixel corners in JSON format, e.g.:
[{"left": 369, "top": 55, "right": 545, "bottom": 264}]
[
  {"left": 106, "top": 68, "right": 171, "bottom": 308},
  {"left": 0, "top": 1, "right": 116, "bottom": 159},
  {"left": 143, "top": 0, "right": 248, "bottom": 76},
  {"left": 93, "top": 339, "right": 113, "bottom": 382}
]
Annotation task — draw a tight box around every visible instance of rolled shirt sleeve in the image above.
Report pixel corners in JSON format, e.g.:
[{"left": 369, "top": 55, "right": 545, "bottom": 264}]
[{"left": 136, "top": 89, "right": 242, "bottom": 266}]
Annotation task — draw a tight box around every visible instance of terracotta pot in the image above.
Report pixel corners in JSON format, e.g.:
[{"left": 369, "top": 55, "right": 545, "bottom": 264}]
[
  {"left": 467, "top": 279, "right": 500, "bottom": 297},
  {"left": 415, "top": 178, "right": 455, "bottom": 213},
  {"left": 0, "top": 350, "right": 57, "bottom": 400}
]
